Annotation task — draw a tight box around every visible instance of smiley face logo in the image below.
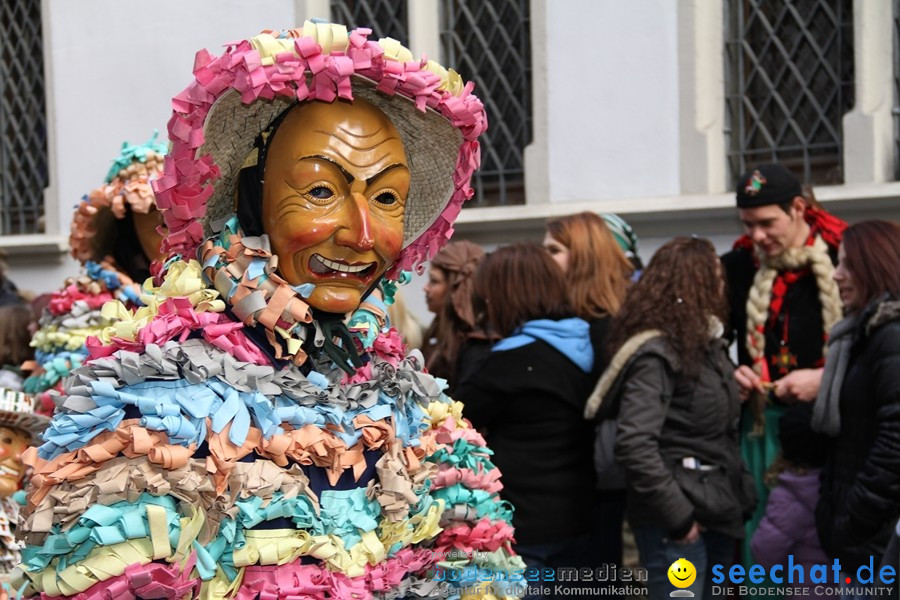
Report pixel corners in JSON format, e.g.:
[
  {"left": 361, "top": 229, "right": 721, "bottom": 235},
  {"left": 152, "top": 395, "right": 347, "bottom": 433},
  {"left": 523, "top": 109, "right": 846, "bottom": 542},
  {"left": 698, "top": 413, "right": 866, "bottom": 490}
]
[{"left": 668, "top": 558, "right": 696, "bottom": 588}]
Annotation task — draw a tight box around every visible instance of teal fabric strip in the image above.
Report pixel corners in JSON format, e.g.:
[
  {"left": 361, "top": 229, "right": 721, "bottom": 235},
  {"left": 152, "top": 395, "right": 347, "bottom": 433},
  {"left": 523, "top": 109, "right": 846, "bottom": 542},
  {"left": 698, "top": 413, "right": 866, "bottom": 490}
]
[{"left": 23, "top": 494, "right": 180, "bottom": 573}]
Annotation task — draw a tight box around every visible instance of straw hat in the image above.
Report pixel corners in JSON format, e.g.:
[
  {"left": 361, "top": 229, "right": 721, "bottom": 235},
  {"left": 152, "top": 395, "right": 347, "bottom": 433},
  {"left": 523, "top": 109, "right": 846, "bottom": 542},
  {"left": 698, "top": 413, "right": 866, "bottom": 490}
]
[
  {"left": 154, "top": 22, "right": 487, "bottom": 277},
  {"left": 69, "top": 135, "right": 167, "bottom": 265},
  {"left": 0, "top": 389, "right": 49, "bottom": 441}
]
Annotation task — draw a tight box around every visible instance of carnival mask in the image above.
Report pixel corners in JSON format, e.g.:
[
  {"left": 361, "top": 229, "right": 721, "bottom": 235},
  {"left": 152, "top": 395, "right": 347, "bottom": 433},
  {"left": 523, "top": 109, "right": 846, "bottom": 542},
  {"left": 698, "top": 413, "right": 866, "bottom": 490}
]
[
  {"left": 0, "top": 426, "right": 29, "bottom": 498},
  {"left": 262, "top": 98, "right": 409, "bottom": 314}
]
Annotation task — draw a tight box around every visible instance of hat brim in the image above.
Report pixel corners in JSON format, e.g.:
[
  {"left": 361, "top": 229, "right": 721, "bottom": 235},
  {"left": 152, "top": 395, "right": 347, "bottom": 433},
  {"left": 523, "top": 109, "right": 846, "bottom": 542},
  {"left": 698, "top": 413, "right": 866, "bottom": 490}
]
[
  {"left": 198, "top": 78, "right": 463, "bottom": 250},
  {"left": 0, "top": 411, "right": 49, "bottom": 442},
  {"left": 70, "top": 175, "right": 163, "bottom": 266}
]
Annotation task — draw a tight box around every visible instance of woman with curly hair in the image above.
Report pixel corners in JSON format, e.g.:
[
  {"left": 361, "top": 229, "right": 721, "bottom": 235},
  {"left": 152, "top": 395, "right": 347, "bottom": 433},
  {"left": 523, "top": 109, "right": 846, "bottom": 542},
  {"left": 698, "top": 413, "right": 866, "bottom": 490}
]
[{"left": 585, "top": 237, "right": 755, "bottom": 600}]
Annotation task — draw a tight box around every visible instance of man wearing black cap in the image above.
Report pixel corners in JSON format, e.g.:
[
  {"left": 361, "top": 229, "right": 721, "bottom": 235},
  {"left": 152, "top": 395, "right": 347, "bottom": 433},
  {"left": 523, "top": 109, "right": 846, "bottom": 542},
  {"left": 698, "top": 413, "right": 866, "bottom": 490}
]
[{"left": 721, "top": 162, "right": 847, "bottom": 566}]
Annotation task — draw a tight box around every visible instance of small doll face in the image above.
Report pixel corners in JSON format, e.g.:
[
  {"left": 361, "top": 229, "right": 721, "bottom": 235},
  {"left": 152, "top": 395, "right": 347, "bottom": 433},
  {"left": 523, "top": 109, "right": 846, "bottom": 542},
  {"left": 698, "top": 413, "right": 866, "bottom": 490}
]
[
  {"left": 262, "top": 98, "right": 410, "bottom": 314},
  {"left": 0, "top": 426, "right": 29, "bottom": 498}
]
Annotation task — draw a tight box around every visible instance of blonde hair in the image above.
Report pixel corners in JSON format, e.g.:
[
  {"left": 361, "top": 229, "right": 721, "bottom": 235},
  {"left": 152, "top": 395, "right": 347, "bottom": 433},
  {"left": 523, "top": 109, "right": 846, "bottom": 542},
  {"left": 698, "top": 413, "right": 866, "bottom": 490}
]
[
  {"left": 745, "top": 234, "right": 842, "bottom": 435},
  {"left": 387, "top": 290, "right": 424, "bottom": 350},
  {"left": 547, "top": 212, "right": 633, "bottom": 319}
]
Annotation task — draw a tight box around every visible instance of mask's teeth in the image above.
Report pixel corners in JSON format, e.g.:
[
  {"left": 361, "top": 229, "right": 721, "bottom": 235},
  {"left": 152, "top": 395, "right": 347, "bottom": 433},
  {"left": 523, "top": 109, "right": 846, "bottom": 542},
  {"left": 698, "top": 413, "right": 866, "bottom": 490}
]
[{"left": 315, "top": 254, "right": 374, "bottom": 274}]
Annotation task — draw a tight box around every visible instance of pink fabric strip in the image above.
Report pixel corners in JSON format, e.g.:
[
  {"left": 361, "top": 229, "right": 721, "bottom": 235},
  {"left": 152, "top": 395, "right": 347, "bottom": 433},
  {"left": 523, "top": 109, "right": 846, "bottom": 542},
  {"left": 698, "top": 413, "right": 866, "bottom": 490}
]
[
  {"left": 432, "top": 466, "right": 503, "bottom": 494},
  {"left": 32, "top": 548, "right": 436, "bottom": 600},
  {"left": 34, "top": 555, "right": 199, "bottom": 600},
  {"left": 235, "top": 547, "right": 435, "bottom": 600}
]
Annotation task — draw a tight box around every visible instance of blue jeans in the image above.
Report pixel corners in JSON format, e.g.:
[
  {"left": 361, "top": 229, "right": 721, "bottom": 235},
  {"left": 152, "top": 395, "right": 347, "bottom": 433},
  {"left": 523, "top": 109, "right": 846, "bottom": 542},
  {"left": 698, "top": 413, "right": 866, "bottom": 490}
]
[
  {"left": 633, "top": 526, "right": 737, "bottom": 600},
  {"left": 516, "top": 533, "right": 596, "bottom": 600}
]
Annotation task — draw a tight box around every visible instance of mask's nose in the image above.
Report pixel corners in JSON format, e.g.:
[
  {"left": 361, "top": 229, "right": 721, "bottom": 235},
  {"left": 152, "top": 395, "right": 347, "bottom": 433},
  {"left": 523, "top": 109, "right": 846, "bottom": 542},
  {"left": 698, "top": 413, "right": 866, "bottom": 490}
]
[{"left": 335, "top": 191, "right": 375, "bottom": 252}]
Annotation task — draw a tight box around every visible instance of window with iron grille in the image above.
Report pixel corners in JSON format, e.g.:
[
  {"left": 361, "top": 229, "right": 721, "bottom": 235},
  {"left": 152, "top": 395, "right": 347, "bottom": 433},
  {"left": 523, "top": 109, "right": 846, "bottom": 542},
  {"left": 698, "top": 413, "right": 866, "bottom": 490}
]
[
  {"left": 441, "top": 0, "right": 531, "bottom": 207},
  {"left": 330, "top": 0, "right": 409, "bottom": 46},
  {"left": 725, "top": 0, "right": 855, "bottom": 185},
  {"left": 0, "top": 0, "right": 48, "bottom": 235},
  {"left": 894, "top": 0, "right": 900, "bottom": 180}
]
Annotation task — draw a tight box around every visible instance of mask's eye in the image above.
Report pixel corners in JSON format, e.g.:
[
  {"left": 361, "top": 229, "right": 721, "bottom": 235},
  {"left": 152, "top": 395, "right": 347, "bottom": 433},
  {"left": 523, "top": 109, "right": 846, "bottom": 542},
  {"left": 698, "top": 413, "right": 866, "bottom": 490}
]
[
  {"left": 372, "top": 190, "right": 400, "bottom": 207},
  {"left": 308, "top": 186, "right": 333, "bottom": 200},
  {"left": 299, "top": 183, "right": 337, "bottom": 205}
]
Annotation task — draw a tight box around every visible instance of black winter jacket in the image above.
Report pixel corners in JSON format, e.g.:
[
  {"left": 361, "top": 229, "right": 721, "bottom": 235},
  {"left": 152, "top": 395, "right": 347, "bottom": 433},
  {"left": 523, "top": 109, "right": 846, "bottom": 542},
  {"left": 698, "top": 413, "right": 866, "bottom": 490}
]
[
  {"left": 588, "top": 315, "right": 612, "bottom": 385},
  {"left": 611, "top": 336, "right": 756, "bottom": 540},
  {"left": 454, "top": 339, "right": 598, "bottom": 545},
  {"left": 816, "top": 297, "right": 900, "bottom": 571}
]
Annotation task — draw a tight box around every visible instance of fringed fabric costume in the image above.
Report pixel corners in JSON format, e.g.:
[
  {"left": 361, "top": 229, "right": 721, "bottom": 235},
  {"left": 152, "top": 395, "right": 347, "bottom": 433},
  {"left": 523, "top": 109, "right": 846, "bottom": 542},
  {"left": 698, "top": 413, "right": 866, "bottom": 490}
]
[{"left": 16, "top": 23, "right": 523, "bottom": 600}]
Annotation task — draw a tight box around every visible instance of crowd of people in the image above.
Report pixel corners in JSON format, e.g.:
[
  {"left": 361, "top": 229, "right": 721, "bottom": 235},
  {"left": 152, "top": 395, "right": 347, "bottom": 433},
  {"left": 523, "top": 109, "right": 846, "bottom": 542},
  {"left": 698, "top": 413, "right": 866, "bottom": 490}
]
[
  {"left": 415, "top": 165, "right": 900, "bottom": 600},
  {"left": 0, "top": 21, "right": 897, "bottom": 600},
  {"left": 3, "top": 158, "right": 899, "bottom": 600}
]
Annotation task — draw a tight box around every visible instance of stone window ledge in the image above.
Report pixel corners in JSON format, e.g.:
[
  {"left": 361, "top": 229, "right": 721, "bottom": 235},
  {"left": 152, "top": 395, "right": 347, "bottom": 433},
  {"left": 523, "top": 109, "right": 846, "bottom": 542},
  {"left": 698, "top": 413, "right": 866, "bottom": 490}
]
[{"left": 0, "top": 234, "right": 68, "bottom": 258}]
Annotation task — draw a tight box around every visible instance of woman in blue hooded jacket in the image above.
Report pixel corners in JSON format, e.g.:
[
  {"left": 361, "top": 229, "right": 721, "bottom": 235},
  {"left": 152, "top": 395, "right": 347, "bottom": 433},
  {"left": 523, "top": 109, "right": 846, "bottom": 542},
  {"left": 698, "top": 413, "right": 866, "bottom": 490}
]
[{"left": 454, "top": 243, "right": 598, "bottom": 584}]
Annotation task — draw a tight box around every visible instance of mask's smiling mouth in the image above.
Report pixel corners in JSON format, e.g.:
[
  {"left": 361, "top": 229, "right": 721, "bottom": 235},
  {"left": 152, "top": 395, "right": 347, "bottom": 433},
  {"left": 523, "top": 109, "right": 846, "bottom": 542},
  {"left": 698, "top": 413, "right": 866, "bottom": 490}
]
[
  {"left": 0, "top": 463, "right": 20, "bottom": 479},
  {"left": 308, "top": 253, "right": 378, "bottom": 280}
]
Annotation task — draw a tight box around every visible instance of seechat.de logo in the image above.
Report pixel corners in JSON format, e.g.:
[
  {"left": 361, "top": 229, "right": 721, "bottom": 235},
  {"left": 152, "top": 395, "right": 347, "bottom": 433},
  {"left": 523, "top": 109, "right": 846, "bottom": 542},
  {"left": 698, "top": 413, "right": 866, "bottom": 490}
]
[{"left": 711, "top": 555, "right": 897, "bottom": 589}]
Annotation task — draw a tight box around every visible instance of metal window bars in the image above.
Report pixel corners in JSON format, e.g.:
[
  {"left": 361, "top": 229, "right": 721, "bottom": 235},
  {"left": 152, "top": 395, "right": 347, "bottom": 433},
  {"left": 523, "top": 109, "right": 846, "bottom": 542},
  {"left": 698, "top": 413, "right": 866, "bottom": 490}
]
[
  {"left": 0, "top": 0, "right": 48, "bottom": 235},
  {"left": 330, "top": 0, "right": 409, "bottom": 46},
  {"left": 894, "top": 0, "right": 900, "bottom": 180},
  {"left": 725, "top": 0, "right": 855, "bottom": 186},
  {"left": 441, "top": 0, "right": 530, "bottom": 207}
]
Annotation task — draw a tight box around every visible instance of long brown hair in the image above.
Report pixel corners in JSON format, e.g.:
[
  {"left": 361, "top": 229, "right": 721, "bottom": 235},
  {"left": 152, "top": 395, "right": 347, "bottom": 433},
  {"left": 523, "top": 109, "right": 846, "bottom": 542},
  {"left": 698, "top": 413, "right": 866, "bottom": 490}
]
[
  {"left": 423, "top": 241, "right": 486, "bottom": 390},
  {"left": 547, "top": 212, "right": 633, "bottom": 319},
  {"left": 606, "top": 237, "right": 727, "bottom": 375},
  {"left": 842, "top": 220, "right": 900, "bottom": 306},
  {"left": 474, "top": 243, "right": 574, "bottom": 338},
  {"left": 0, "top": 304, "right": 35, "bottom": 366}
]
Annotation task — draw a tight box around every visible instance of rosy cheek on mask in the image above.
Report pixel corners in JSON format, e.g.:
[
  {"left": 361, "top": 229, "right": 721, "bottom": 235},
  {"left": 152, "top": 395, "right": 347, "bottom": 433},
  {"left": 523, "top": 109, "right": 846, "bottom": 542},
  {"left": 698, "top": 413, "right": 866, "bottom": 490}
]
[
  {"left": 374, "top": 223, "right": 403, "bottom": 262},
  {"left": 280, "top": 219, "right": 338, "bottom": 255}
]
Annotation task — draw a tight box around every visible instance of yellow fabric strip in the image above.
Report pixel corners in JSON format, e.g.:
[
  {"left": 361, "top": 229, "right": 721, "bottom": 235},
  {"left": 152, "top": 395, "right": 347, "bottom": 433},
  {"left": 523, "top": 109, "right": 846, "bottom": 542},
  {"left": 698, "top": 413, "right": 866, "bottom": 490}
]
[
  {"left": 199, "top": 568, "right": 245, "bottom": 600},
  {"left": 28, "top": 507, "right": 206, "bottom": 596},
  {"left": 146, "top": 503, "right": 171, "bottom": 560},
  {"left": 233, "top": 503, "right": 443, "bottom": 577},
  {"left": 378, "top": 500, "right": 444, "bottom": 549},
  {"left": 28, "top": 501, "right": 443, "bottom": 594},
  {"left": 174, "top": 505, "right": 205, "bottom": 567},
  {"left": 33, "top": 538, "right": 153, "bottom": 596}
]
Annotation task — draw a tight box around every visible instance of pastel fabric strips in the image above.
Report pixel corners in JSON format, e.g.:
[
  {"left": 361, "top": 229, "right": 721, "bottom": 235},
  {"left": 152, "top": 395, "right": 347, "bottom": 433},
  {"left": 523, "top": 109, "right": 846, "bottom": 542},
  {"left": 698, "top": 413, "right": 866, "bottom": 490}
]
[
  {"left": 19, "top": 327, "right": 522, "bottom": 598},
  {"left": 23, "top": 260, "right": 143, "bottom": 416}
]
